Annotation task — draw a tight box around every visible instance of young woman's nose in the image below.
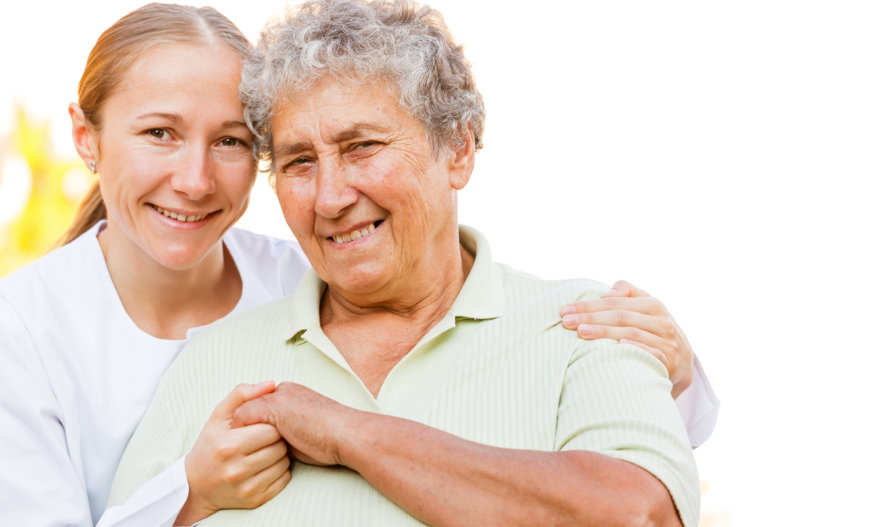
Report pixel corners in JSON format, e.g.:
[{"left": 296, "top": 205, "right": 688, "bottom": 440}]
[{"left": 171, "top": 146, "right": 215, "bottom": 200}]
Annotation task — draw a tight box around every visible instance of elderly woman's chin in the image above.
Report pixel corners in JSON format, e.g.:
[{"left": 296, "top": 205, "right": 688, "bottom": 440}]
[{"left": 318, "top": 254, "right": 403, "bottom": 300}]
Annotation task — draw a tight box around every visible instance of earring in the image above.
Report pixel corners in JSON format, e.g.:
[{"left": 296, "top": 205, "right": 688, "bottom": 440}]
[{"left": 89, "top": 162, "right": 97, "bottom": 174}]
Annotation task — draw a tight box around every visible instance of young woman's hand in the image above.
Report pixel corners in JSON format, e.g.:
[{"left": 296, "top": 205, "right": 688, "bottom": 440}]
[
  {"left": 175, "top": 382, "right": 292, "bottom": 525},
  {"left": 560, "top": 280, "right": 694, "bottom": 398}
]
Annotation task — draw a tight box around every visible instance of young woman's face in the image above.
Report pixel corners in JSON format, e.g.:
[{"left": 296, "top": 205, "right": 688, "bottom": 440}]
[{"left": 92, "top": 43, "right": 256, "bottom": 270}]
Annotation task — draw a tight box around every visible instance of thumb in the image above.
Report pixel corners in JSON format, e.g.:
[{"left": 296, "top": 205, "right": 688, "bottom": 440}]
[
  {"left": 210, "top": 381, "right": 276, "bottom": 421},
  {"left": 231, "top": 397, "right": 273, "bottom": 429}
]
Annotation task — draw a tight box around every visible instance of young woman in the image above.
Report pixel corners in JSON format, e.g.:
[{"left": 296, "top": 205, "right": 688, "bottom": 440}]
[{"left": 0, "top": 3, "right": 716, "bottom": 526}]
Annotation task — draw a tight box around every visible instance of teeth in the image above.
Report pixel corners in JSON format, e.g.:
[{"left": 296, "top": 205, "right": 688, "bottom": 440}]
[
  {"left": 152, "top": 205, "right": 209, "bottom": 223},
  {"left": 333, "top": 222, "right": 376, "bottom": 244}
]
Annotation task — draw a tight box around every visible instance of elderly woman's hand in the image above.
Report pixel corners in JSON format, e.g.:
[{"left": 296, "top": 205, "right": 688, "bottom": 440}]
[
  {"left": 560, "top": 280, "right": 694, "bottom": 398},
  {"left": 233, "top": 382, "right": 357, "bottom": 468}
]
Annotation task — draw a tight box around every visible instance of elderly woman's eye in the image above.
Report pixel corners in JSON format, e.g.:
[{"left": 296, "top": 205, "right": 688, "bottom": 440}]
[
  {"left": 281, "top": 157, "right": 312, "bottom": 173},
  {"left": 349, "top": 141, "right": 382, "bottom": 156}
]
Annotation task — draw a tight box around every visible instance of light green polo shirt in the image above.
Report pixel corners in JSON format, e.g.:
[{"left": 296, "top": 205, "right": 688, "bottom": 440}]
[{"left": 109, "top": 227, "right": 699, "bottom": 526}]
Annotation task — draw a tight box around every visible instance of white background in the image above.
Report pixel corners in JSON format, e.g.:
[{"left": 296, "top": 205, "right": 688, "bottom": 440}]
[{"left": 2, "top": 1, "right": 890, "bottom": 525}]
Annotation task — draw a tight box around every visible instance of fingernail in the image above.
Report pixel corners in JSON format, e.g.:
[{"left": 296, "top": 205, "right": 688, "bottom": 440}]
[
  {"left": 559, "top": 304, "right": 576, "bottom": 316},
  {"left": 563, "top": 314, "right": 579, "bottom": 327},
  {"left": 578, "top": 324, "right": 594, "bottom": 338}
]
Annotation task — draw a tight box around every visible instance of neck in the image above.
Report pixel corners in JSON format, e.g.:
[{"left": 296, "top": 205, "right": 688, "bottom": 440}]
[
  {"left": 319, "top": 240, "right": 474, "bottom": 397},
  {"left": 98, "top": 222, "right": 242, "bottom": 340},
  {"left": 321, "top": 239, "right": 474, "bottom": 330}
]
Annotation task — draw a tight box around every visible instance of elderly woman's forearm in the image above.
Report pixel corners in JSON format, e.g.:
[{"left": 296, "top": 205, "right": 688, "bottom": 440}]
[{"left": 338, "top": 410, "right": 683, "bottom": 527}]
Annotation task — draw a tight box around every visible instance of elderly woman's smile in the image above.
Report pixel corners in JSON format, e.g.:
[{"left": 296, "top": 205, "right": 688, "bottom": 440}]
[
  {"left": 271, "top": 76, "right": 472, "bottom": 304},
  {"left": 329, "top": 221, "right": 379, "bottom": 244}
]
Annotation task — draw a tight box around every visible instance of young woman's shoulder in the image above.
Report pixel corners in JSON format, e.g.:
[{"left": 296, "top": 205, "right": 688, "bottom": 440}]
[
  {"left": 0, "top": 226, "right": 102, "bottom": 306},
  {"left": 223, "top": 227, "right": 311, "bottom": 298}
]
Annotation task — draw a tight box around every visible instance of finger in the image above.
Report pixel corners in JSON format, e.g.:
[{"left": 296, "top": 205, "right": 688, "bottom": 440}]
[
  {"left": 240, "top": 455, "right": 292, "bottom": 507},
  {"left": 220, "top": 423, "right": 283, "bottom": 456},
  {"left": 241, "top": 439, "right": 290, "bottom": 476},
  {"left": 563, "top": 309, "right": 666, "bottom": 337},
  {"left": 560, "top": 284, "right": 638, "bottom": 315},
  {"left": 576, "top": 324, "right": 667, "bottom": 351},
  {"left": 211, "top": 382, "right": 276, "bottom": 421},
  {"left": 262, "top": 462, "right": 292, "bottom": 499},
  {"left": 602, "top": 280, "right": 650, "bottom": 298},
  {"left": 618, "top": 338, "right": 670, "bottom": 370},
  {"left": 291, "top": 449, "right": 326, "bottom": 467},
  {"left": 232, "top": 394, "right": 281, "bottom": 428},
  {"left": 561, "top": 296, "right": 665, "bottom": 321}
]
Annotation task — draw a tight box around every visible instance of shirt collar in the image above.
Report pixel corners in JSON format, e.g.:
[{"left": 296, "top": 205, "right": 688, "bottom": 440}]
[
  {"left": 450, "top": 225, "right": 503, "bottom": 321},
  {"left": 281, "top": 225, "right": 504, "bottom": 343}
]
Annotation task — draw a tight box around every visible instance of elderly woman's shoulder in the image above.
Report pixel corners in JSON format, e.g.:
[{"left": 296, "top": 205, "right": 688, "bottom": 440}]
[{"left": 494, "top": 263, "right": 609, "bottom": 316}]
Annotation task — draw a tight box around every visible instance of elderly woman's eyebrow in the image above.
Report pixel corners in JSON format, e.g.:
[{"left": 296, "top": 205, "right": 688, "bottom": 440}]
[
  {"left": 330, "top": 123, "right": 391, "bottom": 143},
  {"left": 273, "top": 142, "right": 313, "bottom": 161},
  {"left": 273, "top": 123, "right": 393, "bottom": 158}
]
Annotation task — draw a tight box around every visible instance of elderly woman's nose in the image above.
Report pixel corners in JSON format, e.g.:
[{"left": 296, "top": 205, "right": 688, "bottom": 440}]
[
  {"left": 171, "top": 147, "right": 216, "bottom": 200},
  {"left": 314, "top": 162, "right": 358, "bottom": 218}
]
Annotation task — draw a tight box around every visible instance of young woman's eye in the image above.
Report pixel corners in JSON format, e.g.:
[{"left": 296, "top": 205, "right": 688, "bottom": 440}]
[
  {"left": 146, "top": 128, "right": 169, "bottom": 140},
  {"left": 220, "top": 137, "right": 244, "bottom": 148}
]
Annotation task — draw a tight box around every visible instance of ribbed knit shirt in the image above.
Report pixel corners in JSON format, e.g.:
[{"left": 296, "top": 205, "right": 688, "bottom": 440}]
[{"left": 108, "top": 227, "right": 699, "bottom": 526}]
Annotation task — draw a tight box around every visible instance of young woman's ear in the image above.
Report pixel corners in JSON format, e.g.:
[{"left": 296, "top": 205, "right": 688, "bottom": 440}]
[{"left": 69, "top": 103, "right": 99, "bottom": 172}]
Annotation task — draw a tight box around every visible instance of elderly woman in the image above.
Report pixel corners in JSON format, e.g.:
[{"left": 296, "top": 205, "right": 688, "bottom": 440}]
[{"left": 109, "top": 0, "right": 699, "bottom": 525}]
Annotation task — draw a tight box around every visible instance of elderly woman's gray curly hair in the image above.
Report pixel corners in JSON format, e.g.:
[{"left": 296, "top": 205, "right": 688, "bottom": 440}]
[{"left": 240, "top": 0, "right": 485, "bottom": 166}]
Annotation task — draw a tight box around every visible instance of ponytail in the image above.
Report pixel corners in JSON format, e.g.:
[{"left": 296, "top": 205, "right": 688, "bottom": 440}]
[{"left": 58, "top": 182, "right": 106, "bottom": 245}]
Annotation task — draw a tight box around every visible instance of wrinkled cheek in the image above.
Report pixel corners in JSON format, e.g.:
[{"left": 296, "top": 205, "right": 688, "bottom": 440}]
[
  {"left": 277, "top": 186, "right": 301, "bottom": 222},
  {"left": 279, "top": 194, "right": 319, "bottom": 256},
  {"left": 280, "top": 200, "right": 308, "bottom": 233}
]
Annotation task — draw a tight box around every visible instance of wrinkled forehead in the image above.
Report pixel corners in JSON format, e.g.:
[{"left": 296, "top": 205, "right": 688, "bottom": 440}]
[{"left": 268, "top": 74, "right": 424, "bottom": 150}]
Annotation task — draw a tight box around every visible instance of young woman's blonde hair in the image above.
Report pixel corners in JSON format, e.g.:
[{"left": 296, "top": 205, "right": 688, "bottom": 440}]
[{"left": 59, "top": 3, "right": 251, "bottom": 245}]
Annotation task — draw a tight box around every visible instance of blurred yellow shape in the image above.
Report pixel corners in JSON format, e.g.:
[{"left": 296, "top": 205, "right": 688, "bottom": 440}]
[{"left": 0, "top": 105, "right": 91, "bottom": 277}]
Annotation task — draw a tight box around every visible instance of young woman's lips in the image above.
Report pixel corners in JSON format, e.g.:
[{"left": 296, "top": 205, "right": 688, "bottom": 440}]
[{"left": 149, "top": 204, "right": 218, "bottom": 228}]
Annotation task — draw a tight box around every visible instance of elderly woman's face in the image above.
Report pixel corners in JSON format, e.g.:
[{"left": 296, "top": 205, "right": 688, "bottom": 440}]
[{"left": 271, "top": 76, "right": 467, "bottom": 299}]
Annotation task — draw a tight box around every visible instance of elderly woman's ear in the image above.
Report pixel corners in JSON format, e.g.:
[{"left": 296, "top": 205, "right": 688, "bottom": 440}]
[{"left": 447, "top": 125, "right": 475, "bottom": 190}]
